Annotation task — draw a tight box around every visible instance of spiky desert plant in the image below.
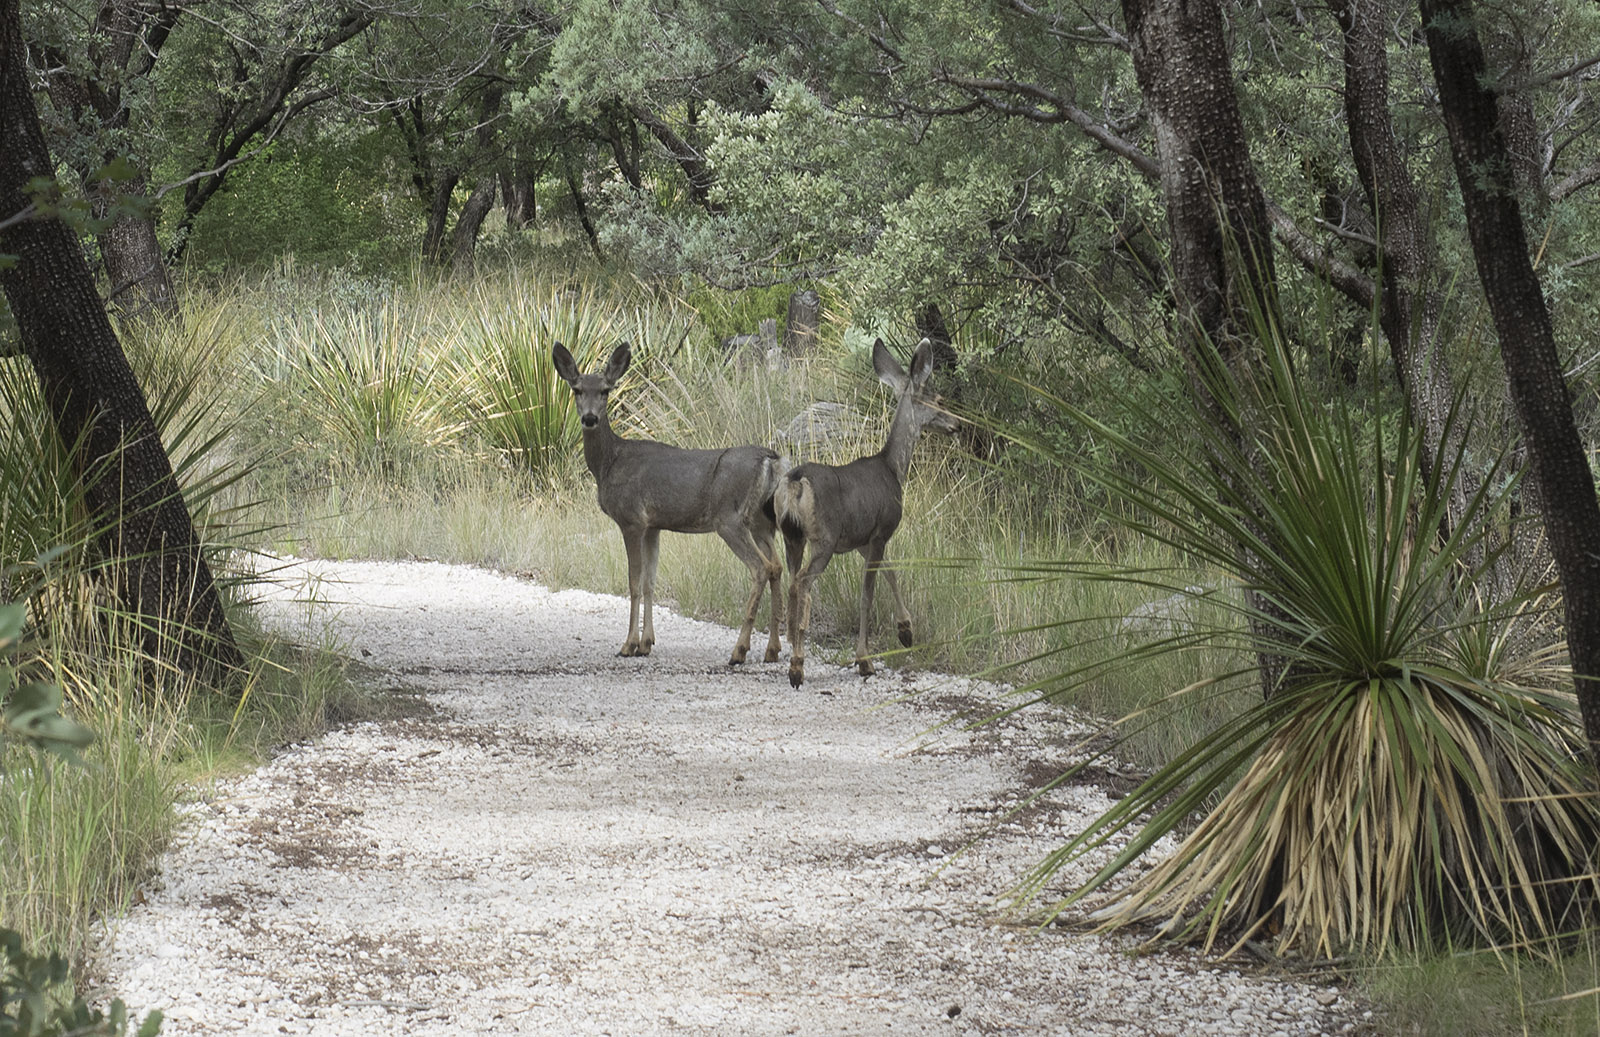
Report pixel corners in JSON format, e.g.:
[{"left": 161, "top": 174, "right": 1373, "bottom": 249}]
[
  {"left": 269, "top": 304, "right": 458, "bottom": 475},
  {"left": 1005, "top": 325, "right": 1600, "bottom": 960}
]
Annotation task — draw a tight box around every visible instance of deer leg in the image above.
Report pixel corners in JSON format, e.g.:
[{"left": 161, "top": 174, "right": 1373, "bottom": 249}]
[
  {"left": 719, "top": 526, "right": 766, "bottom": 666},
  {"left": 619, "top": 531, "right": 644, "bottom": 656},
  {"left": 790, "top": 548, "right": 834, "bottom": 689},
  {"left": 639, "top": 528, "right": 661, "bottom": 655},
  {"left": 856, "top": 544, "right": 884, "bottom": 677},
  {"left": 880, "top": 559, "right": 913, "bottom": 647},
  {"left": 783, "top": 532, "right": 806, "bottom": 649},
  {"left": 761, "top": 536, "right": 784, "bottom": 664}
]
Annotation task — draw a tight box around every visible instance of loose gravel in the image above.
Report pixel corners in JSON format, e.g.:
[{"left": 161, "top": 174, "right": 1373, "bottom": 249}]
[{"left": 94, "top": 558, "right": 1373, "bottom": 1035}]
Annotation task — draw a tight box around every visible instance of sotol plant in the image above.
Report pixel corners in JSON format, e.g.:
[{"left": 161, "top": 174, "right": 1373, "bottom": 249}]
[{"left": 1003, "top": 326, "right": 1600, "bottom": 959}]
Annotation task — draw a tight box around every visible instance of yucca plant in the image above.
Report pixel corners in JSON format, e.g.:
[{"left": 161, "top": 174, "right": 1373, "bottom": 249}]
[
  {"left": 449, "top": 278, "right": 690, "bottom": 482},
  {"left": 1002, "top": 322, "right": 1600, "bottom": 960},
  {"left": 268, "top": 305, "right": 458, "bottom": 476}
]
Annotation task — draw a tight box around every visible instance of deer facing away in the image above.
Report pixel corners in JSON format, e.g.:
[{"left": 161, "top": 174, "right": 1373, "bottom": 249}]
[
  {"left": 776, "top": 338, "right": 958, "bottom": 688},
  {"left": 553, "top": 342, "right": 784, "bottom": 664}
]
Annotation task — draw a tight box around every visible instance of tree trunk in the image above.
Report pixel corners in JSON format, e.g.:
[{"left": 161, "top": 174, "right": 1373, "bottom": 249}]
[
  {"left": 783, "top": 289, "right": 821, "bottom": 357},
  {"left": 98, "top": 185, "right": 178, "bottom": 320},
  {"left": 449, "top": 175, "right": 497, "bottom": 277},
  {"left": 913, "top": 302, "right": 958, "bottom": 371},
  {"left": 500, "top": 147, "right": 537, "bottom": 231},
  {"left": 1122, "top": 0, "right": 1277, "bottom": 358},
  {"left": 1422, "top": 0, "right": 1600, "bottom": 760},
  {"left": 0, "top": 0, "right": 242, "bottom": 677},
  {"left": 1123, "top": 0, "right": 1289, "bottom": 702},
  {"left": 422, "top": 169, "right": 459, "bottom": 265},
  {"left": 1333, "top": 0, "right": 1472, "bottom": 530},
  {"left": 563, "top": 154, "right": 602, "bottom": 258}
]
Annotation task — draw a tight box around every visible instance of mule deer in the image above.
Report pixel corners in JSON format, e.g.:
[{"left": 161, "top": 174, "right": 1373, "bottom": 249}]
[
  {"left": 553, "top": 342, "right": 784, "bottom": 664},
  {"left": 776, "top": 338, "right": 958, "bottom": 688}
]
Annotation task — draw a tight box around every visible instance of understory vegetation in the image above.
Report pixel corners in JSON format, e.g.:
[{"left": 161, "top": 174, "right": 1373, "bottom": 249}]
[{"left": 8, "top": 0, "right": 1600, "bottom": 1031}]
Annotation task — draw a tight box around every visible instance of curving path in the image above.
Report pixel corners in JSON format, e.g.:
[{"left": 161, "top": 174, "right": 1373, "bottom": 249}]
[{"left": 95, "top": 558, "right": 1367, "bottom": 1035}]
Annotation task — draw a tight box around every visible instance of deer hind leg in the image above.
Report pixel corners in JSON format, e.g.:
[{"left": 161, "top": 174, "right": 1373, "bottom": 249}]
[
  {"left": 783, "top": 531, "right": 806, "bottom": 649},
  {"left": 719, "top": 525, "right": 767, "bottom": 666},
  {"left": 639, "top": 528, "right": 661, "bottom": 655},
  {"left": 619, "top": 531, "right": 645, "bottom": 656},
  {"left": 761, "top": 537, "right": 784, "bottom": 663},
  {"left": 789, "top": 548, "right": 834, "bottom": 689}
]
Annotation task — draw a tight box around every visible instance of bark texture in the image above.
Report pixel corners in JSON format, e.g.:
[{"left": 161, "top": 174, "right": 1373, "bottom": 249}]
[
  {"left": 1122, "top": 0, "right": 1276, "bottom": 356},
  {"left": 1422, "top": 0, "right": 1600, "bottom": 758},
  {"left": 39, "top": 0, "right": 180, "bottom": 318},
  {"left": 1123, "top": 0, "right": 1289, "bottom": 702},
  {"left": 0, "top": 0, "right": 241, "bottom": 676},
  {"left": 1334, "top": 0, "right": 1473, "bottom": 535}
]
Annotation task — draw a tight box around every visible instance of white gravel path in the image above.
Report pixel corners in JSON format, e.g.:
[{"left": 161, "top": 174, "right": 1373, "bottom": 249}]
[{"left": 94, "top": 558, "right": 1370, "bottom": 1035}]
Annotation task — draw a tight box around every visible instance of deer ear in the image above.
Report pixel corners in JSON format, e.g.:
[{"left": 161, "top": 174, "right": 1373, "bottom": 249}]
[
  {"left": 552, "top": 342, "right": 579, "bottom": 385},
  {"left": 604, "top": 342, "right": 633, "bottom": 385},
  {"left": 872, "top": 338, "right": 908, "bottom": 392},
  {"left": 909, "top": 338, "right": 935, "bottom": 387}
]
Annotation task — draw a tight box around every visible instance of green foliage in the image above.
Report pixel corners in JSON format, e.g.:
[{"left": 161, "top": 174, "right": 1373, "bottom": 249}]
[
  {"left": 0, "top": 928, "right": 160, "bottom": 1037},
  {"left": 181, "top": 135, "right": 417, "bottom": 276},
  {"left": 1002, "top": 325, "right": 1599, "bottom": 959},
  {"left": 0, "top": 604, "right": 93, "bottom": 766}
]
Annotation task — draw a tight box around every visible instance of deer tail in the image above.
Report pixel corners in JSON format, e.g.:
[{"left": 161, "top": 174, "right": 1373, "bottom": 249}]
[{"left": 775, "top": 470, "right": 812, "bottom": 543}]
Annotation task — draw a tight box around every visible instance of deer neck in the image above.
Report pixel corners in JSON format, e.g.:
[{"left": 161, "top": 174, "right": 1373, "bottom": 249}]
[
  {"left": 877, "top": 397, "right": 923, "bottom": 483},
  {"left": 580, "top": 418, "right": 622, "bottom": 478}
]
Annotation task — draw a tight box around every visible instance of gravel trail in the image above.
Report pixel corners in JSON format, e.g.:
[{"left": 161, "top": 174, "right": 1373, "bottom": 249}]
[{"left": 95, "top": 558, "right": 1367, "bottom": 1035}]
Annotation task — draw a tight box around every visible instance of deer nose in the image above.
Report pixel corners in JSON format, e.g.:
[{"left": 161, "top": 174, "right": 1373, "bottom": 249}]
[{"left": 581, "top": 414, "right": 599, "bottom": 428}]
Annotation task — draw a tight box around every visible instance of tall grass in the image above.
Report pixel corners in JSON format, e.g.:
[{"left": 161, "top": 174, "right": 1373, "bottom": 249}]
[{"left": 193, "top": 265, "right": 1235, "bottom": 760}]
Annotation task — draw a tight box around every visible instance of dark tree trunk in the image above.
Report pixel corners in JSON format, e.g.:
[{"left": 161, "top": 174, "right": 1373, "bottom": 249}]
[
  {"left": 0, "top": 0, "right": 242, "bottom": 676},
  {"left": 500, "top": 147, "right": 538, "bottom": 231},
  {"left": 563, "top": 154, "right": 602, "bottom": 258},
  {"left": 632, "top": 104, "right": 720, "bottom": 212},
  {"left": 1123, "top": 0, "right": 1289, "bottom": 703},
  {"left": 38, "top": 0, "right": 180, "bottom": 320},
  {"left": 422, "top": 169, "right": 459, "bottom": 265},
  {"left": 450, "top": 175, "right": 497, "bottom": 276},
  {"left": 99, "top": 184, "right": 177, "bottom": 320},
  {"left": 1422, "top": 0, "right": 1600, "bottom": 759},
  {"left": 603, "top": 103, "right": 642, "bottom": 191},
  {"left": 913, "top": 302, "right": 958, "bottom": 371},
  {"left": 1122, "top": 0, "right": 1277, "bottom": 358},
  {"left": 1334, "top": 0, "right": 1474, "bottom": 538}
]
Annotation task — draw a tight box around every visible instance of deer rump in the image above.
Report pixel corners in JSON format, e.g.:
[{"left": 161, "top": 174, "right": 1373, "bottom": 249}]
[{"left": 775, "top": 460, "right": 904, "bottom": 555}]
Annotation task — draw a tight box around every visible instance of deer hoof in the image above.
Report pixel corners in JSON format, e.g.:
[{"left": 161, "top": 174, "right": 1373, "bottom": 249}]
[
  {"left": 763, "top": 646, "right": 781, "bottom": 664},
  {"left": 857, "top": 659, "right": 875, "bottom": 678},
  {"left": 897, "top": 621, "right": 913, "bottom": 648},
  {"left": 788, "top": 663, "right": 804, "bottom": 688},
  {"left": 729, "top": 645, "right": 749, "bottom": 666}
]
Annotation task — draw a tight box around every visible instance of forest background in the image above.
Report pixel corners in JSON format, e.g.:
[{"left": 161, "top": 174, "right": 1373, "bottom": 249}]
[{"left": 6, "top": 0, "right": 1600, "bottom": 1033}]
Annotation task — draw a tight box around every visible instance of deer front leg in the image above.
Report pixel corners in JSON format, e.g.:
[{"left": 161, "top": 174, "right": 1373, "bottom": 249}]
[
  {"left": 880, "top": 561, "right": 913, "bottom": 647},
  {"left": 639, "top": 528, "right": 661, "bottom": 655},
  {"left": 856, "top": 544, "right": 885, "bottom": 677},
  {"left": 619, "top": 531, "right": 645, "bottom": 656}
]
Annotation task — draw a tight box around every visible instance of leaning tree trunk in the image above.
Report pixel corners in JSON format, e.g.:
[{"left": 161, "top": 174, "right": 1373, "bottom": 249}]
[
  {"left": 422, "top": 169, "right": 459, "bottom": 265},
  {"left": 449, "top": 175, "right": 497, "bottom": 277},
  {"left": 1123, "top": 0, "right": 1292, "bottom": 703},
  {"left": 1422, "top": 0, "right": 1600, "bottom": 761},
  {"left": 0, "top": 0, "right": 242, "bottom": 677}
]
